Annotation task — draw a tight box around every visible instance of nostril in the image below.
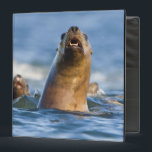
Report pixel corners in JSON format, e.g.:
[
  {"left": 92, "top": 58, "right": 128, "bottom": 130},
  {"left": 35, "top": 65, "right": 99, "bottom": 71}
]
[{"left": 70, "top": 26, "right": 79, "bottom": 33}]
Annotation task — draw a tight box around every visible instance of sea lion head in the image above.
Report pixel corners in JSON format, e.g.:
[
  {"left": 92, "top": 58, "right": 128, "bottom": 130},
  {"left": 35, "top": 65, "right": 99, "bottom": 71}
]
[
  {"left": 13, "top": 74, "right": 30, "bottom": 99},
  {"left": 87, "top": 82, "right": 99, "bottom": 95},
  {"left": 57, "top": 26, "right": 93, "bottom": 62}
]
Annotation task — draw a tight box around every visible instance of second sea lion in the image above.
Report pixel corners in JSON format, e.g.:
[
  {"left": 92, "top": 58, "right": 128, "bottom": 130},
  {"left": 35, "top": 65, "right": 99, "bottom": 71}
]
[
  {"left": 38, "top": 26, "right": 93, "bottom": 112},
  {"left": 87, "top": 82, "right": 99, "bottom": 95},
  {"left": 13, "top": 74, "right": 30, "bottom": 99}
]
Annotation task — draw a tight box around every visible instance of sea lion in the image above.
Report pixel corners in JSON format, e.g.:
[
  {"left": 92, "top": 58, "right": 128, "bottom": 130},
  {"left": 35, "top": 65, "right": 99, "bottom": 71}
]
[
  {"left": 13, "top": 74, "right": 30, "bottom": 99},
  {"left": 87, "top": 82, "right": 99, "bottom": 95},
  {"left": 38, "top": 26, "right": 92, "bottom": 112}
]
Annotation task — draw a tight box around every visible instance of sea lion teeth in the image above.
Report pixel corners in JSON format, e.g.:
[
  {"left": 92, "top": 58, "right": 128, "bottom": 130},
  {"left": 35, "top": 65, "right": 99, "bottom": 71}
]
[{"left": 70, "top": 42, "right": 78, "bottom": 46}]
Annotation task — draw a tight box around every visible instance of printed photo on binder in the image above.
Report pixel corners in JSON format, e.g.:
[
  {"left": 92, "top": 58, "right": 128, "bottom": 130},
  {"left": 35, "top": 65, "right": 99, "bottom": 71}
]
[{"left": 12, "top": 10, "right": 125, "bottom": 142}]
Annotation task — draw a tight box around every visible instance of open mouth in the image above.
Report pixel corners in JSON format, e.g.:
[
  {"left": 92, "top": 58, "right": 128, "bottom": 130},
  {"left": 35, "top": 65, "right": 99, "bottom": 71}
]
[{"left": 66, "top": 38, "right": 82, "bottom": 48}]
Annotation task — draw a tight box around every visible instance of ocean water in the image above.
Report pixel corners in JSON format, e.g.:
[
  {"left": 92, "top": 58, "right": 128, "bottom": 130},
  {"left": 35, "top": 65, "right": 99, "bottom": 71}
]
[
  {"left": 12, "top": 90, "right": 124, "bottom": 141},
  {"left": 13, "top": 10, "right": 124, "bottom": 141}
]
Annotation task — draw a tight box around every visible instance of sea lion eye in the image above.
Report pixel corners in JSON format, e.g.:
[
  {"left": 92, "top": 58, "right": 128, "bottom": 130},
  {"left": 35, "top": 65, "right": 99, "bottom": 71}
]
[
  {"left": 61, "top": 33, "right": 66, "bottom": 40},
  {"left": 83, "top": 33, "right": 88, "bottom": 41}
]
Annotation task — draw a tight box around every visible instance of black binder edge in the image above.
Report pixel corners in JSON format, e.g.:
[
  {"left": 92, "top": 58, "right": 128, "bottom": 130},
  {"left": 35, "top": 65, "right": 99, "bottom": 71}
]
[{"left": 125, "top": 16, "right": 140, "bottom": 133}]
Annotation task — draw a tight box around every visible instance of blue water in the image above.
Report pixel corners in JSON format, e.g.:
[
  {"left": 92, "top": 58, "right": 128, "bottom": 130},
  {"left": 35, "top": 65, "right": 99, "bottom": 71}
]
[
  {"left": 13, "top": 10, "right": 124, "bottom": 141},
  {"left": 12, "top": 90, "right": 124, "bottom": 141}
]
